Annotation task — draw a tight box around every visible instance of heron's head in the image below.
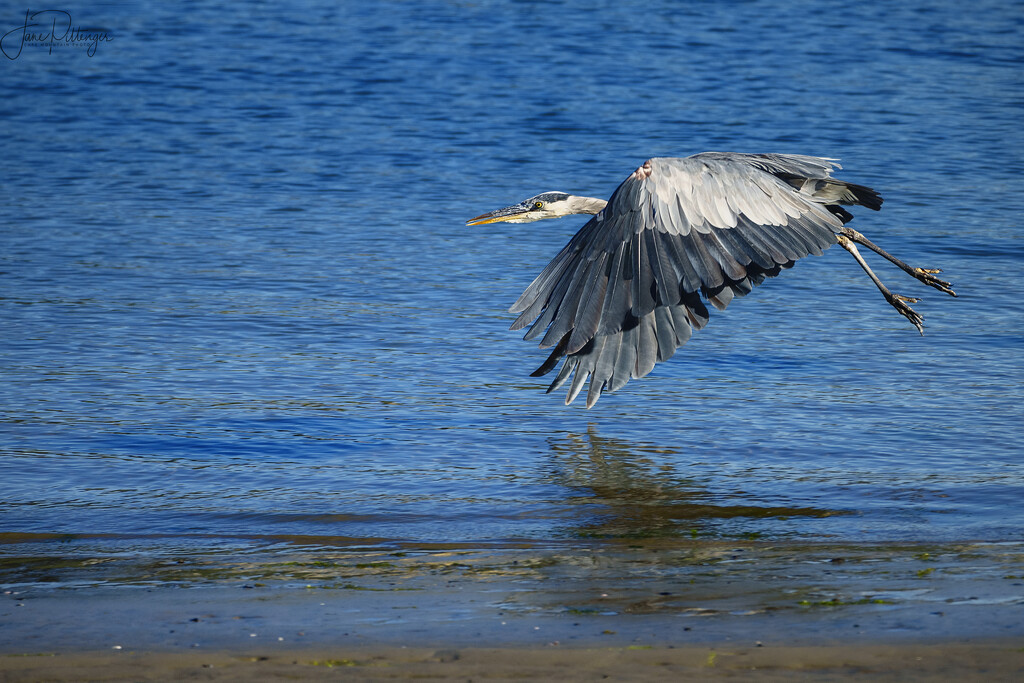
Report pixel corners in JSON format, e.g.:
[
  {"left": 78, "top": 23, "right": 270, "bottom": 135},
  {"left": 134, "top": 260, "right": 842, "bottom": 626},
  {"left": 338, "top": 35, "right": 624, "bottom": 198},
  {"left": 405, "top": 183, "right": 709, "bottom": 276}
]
[{"left": 466, "top": 192, "right": 605, "bottom": 226}]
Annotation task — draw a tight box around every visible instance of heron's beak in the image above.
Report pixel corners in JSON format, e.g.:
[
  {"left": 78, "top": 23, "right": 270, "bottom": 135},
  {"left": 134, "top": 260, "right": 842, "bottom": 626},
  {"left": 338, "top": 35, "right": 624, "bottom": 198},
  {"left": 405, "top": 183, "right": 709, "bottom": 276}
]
[{"left": 466, "top": 203, "right": 532, "bottom": 226}]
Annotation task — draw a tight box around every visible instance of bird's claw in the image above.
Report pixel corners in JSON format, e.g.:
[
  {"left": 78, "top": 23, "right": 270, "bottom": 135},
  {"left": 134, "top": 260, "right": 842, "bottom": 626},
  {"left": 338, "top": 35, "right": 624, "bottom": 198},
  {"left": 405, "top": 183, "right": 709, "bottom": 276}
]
[
  {"left": 913, "top": 267, "right": 957, "bottom": 297},
  {"left": 886, "top": 293, "right": 925, "bottom": 335}
]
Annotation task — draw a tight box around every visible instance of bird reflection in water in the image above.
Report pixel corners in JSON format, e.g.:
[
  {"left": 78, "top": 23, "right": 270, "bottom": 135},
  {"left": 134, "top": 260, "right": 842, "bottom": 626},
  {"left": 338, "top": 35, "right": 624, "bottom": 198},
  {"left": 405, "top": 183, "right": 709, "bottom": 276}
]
[{"left": 545, "top": 427, "right": 844, "bottom": 542}]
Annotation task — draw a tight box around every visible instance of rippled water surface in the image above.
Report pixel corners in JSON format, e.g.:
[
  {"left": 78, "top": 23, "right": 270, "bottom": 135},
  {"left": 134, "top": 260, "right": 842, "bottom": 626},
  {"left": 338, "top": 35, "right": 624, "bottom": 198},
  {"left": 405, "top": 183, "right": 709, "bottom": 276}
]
[{"left": 2, "top": 1, "right": 1023, "bottom": 563}]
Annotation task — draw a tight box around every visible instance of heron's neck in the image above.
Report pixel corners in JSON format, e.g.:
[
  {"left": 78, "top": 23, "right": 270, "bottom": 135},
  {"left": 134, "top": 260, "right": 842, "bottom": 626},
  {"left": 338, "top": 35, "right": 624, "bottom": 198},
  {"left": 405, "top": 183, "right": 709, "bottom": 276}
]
[{"left": 569, "top": 196, "right": 608, "bottom": 215}]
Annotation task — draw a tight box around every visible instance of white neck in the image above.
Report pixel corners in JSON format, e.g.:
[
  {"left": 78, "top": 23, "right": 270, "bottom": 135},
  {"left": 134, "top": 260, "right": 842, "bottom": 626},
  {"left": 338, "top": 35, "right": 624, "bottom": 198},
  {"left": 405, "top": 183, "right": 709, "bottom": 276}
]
[{"left": 568, "top": 195, "right": 608, "bottom": 215}]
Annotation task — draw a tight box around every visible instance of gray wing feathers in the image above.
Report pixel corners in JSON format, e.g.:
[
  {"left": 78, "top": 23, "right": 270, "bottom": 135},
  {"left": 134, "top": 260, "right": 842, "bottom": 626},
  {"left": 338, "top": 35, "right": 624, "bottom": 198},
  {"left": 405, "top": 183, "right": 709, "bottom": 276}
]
[
  {"left": 698, "top": 151, "right": 842, "bottom": 179},
  {"left": 514, "top": 152, "right": 876, "bottom": 406}
]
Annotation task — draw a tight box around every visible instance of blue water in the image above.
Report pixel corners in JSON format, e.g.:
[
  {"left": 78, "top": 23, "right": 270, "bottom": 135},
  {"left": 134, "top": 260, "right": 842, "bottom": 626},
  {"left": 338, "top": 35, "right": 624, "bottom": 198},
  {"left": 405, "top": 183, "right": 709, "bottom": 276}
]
[{"left": 2, "top": 1, "right": 1023, "bottom": 561}]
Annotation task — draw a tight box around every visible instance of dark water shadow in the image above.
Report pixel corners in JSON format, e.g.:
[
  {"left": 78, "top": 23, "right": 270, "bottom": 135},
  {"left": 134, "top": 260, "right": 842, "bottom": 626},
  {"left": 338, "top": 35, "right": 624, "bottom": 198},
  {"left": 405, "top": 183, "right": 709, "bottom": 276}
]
[{"left": 542, "top": 426, "right": 846, "bottom": 542}]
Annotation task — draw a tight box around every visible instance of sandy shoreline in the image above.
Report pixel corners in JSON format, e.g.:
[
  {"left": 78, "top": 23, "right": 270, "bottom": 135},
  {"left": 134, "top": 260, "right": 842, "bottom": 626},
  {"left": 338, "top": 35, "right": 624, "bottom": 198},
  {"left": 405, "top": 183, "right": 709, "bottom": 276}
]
[
  {"left": 2, "top": 541, "right": 1022, "bottom": 679},
  {"left": 2, "top": 642, "right": 1023, "bottom": 682}
]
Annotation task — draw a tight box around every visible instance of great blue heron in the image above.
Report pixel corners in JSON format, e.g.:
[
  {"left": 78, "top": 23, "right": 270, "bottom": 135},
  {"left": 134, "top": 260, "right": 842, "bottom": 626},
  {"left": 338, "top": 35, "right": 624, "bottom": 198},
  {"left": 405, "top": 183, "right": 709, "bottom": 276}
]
[{"left": 468, "top": 152, "right": 956, "bottom": 408}]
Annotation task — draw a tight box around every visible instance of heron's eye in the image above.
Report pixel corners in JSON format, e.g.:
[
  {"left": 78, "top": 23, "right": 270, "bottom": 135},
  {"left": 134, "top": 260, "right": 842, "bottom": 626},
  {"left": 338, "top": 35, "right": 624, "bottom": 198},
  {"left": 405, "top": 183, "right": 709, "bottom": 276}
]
[{"left": 534, "top": 201, "right": 544, "bottom": 209}]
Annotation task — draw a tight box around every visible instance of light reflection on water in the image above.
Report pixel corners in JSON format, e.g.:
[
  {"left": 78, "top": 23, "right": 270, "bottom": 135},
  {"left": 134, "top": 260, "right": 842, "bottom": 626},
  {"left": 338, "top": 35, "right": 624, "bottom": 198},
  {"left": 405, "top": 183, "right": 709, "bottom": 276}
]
[{"left": 1, "top": 0, "right": 1024, "bottom": 569}]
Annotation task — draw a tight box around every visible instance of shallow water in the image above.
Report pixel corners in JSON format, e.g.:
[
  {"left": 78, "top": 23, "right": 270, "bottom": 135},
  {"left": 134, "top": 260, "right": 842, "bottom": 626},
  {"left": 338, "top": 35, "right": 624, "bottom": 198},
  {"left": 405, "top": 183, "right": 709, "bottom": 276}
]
[{"left": 2, "top": 1, "right": 1024, "bottom": 568}]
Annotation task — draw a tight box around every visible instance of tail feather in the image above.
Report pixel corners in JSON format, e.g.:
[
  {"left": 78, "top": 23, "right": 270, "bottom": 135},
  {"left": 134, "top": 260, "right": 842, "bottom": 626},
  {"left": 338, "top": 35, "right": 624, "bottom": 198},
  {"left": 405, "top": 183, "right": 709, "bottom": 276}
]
[
  {"left": 837, "top": 180, "right": 883, "bottom": 210},
  {"left": 784, "top": 177, "right": 883, "bottom": 212}
]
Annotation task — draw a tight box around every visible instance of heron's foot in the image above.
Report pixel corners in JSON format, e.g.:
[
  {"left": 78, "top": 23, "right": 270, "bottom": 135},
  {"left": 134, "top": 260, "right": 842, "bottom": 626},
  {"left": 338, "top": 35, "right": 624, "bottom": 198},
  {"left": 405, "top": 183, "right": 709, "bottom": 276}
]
[
  {"left": 886, "top": 292, "right": 924, "bottom": 335},
  {"left": 912, "top": 267, "right": 957, "bottom": 297}
]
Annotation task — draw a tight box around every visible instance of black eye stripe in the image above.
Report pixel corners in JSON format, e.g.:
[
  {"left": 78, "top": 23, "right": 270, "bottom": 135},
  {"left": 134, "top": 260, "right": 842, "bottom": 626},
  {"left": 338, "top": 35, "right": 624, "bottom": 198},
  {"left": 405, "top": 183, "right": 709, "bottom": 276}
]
[{"left": 528, "top": 192, "right": 571, "bottom": 205}]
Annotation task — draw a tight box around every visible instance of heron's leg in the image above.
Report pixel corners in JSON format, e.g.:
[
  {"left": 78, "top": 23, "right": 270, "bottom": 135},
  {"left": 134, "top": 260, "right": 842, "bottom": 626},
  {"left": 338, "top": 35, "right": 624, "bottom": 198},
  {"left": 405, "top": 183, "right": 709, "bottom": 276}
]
[
  {"left": 839, "top": 227, "right": 956, "bottom": 297},
  {"left": 836, "top": 233, "right": 925, "bottom": 334}
]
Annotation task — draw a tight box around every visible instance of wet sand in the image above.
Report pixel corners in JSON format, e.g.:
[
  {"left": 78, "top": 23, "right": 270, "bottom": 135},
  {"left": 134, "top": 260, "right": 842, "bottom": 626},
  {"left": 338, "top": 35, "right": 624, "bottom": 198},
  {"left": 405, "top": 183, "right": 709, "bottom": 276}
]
[
  {"left": 2, "top": 541, "right": 1022, "bottom": 680},
  {"left": 3, "top": 642, "right": 1023, "bottom": 682}
]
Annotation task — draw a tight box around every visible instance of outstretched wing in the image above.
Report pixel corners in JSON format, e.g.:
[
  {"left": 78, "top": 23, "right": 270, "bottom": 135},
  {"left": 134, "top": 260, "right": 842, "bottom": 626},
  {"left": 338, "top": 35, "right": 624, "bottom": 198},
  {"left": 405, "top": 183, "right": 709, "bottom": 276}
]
[{"left": 510, "top": 152, "right": 882, "bottom": 407}]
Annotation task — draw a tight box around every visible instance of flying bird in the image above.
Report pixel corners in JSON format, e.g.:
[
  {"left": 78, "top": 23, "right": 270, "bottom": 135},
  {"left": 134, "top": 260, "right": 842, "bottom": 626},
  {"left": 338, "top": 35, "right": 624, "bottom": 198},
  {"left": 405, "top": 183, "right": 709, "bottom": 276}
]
[{"left": 467, "top": 152, "right": 956, "bottom": 408}]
